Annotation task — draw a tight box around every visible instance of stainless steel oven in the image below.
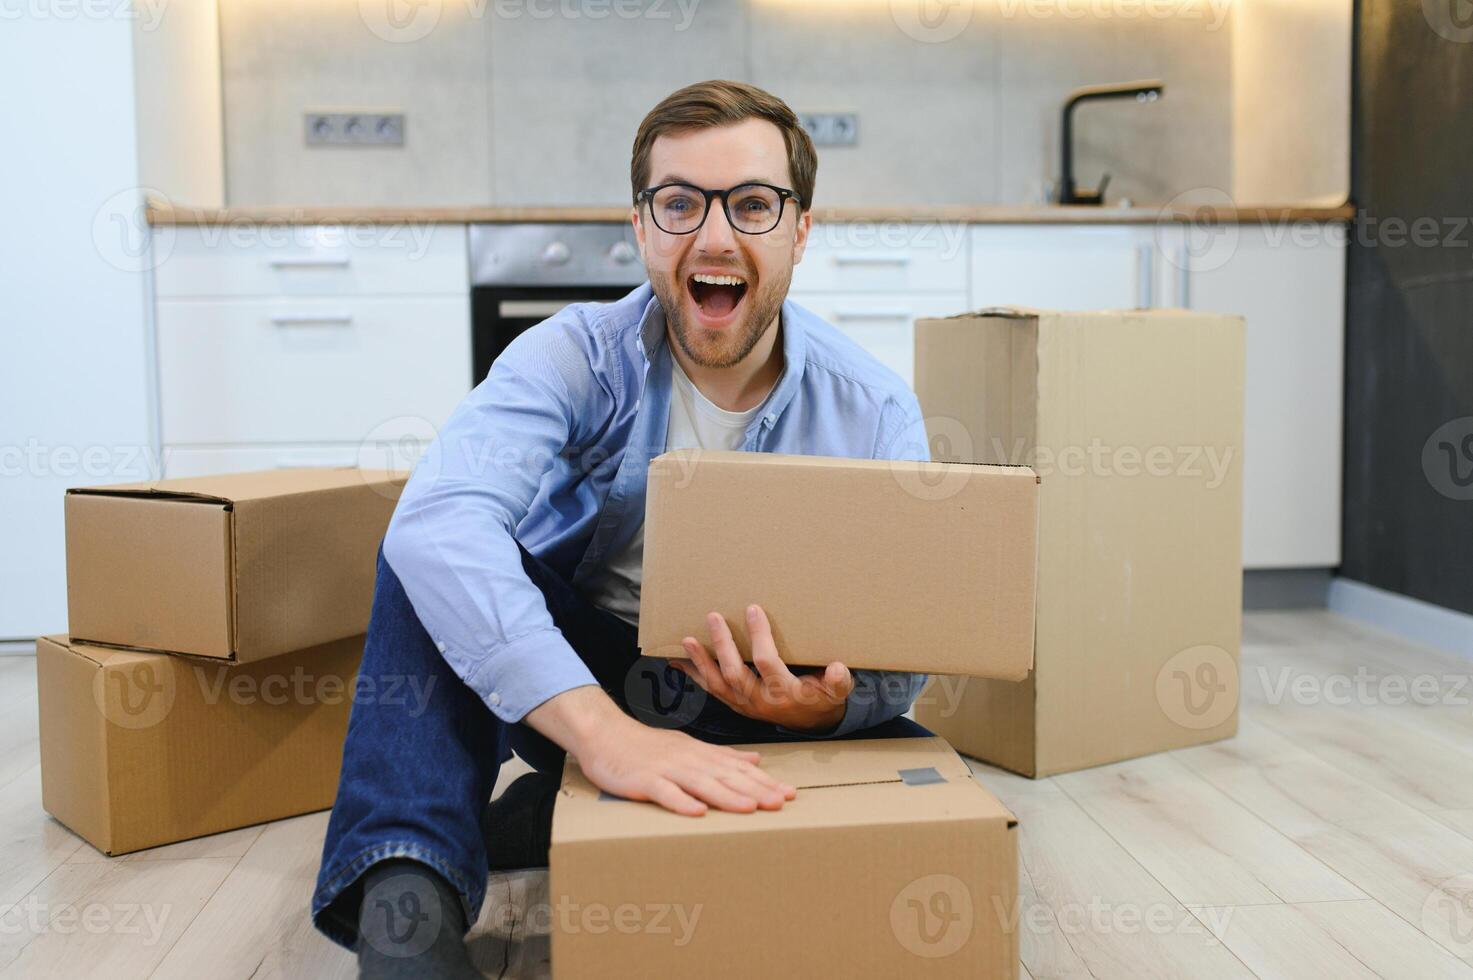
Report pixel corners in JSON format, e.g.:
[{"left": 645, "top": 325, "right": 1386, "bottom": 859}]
[{"left": 469, "top": 223, "right": 647, "bottom": 385}]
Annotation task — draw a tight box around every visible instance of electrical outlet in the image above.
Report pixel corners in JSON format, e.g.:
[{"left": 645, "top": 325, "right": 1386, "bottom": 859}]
[
  {"left": 799, "top": 112, "right": 859, "bottom": 147},
  {"left": 304, "top": 112, "right": 405, "bottom": 146}
]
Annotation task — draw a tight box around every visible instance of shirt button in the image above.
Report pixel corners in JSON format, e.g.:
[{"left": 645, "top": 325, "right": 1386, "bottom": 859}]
[
  {"left": 488, "top": 692, "right": 502, "bottom": 707},
  {"left": 434, "top": 640, "right": 446, "bottom": 654}
]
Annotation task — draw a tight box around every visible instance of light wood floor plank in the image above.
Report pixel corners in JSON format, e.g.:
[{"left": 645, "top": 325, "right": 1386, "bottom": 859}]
[
  {"left": 1055, "top": 753, "right": 1364, "bottom": 906},
  {"left": 0, "top": 767, "right": 85, "bottom": 908}
]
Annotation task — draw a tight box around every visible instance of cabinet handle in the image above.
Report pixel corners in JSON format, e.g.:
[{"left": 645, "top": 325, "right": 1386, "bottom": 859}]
[
  {"left": 1136, "top": 244, "right": 1154, "bottom": 309},
  {"left": 832, "top": 254, "right": 910, "bottom": 266},
  {"left": 832, "top": 309, "right": 912, "bottom": 322},
  {"left": 268, "top": 256, "right": 351, "bottom": 268},
  {"left": 269, "top": 312, "right": 353, "bottom": 326}
]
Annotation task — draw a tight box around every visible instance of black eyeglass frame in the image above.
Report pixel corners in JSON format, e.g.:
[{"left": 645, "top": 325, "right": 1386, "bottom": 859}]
[{"left": 635, "top": 181, "right": 802, "bottom": 236}]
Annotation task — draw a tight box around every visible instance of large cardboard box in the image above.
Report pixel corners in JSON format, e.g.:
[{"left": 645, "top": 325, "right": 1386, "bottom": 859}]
[
  {"left": 65, "top": 468, "right": 403, "bottom": 662},
  {"left": 911, "top": 308, "right": 1244, "bottom": 777},
  {"left": 637, "top": 450, "right": 1039, "bottom": 679},
  {"left": 37, "top": 633, "right": 364, "bottom": 855},
  {"left": 550, "top": 736, "right": 1018, "bottom": 978}
]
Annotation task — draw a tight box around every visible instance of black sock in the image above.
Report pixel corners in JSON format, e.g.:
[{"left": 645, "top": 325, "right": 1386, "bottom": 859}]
[
  {"left": 357, "top": 859, "right": 481, "bottom": 980},
  {"left": 484, "top": 771, "right": 561, "bottom": 872}
]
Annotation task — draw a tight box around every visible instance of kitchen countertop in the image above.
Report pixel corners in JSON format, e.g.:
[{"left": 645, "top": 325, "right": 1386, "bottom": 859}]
[{"left": 146, "top": 201, "right": 1356, "bottom": 226}]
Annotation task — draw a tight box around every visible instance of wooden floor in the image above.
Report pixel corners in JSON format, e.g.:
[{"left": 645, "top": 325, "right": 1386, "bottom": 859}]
[{"left": 4, "top": 610, "right": 1473, "bottom": 978}]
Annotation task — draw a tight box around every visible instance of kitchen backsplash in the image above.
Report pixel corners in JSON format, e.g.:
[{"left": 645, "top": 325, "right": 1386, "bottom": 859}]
[{"left": 212, "top": 0, "right": 1344, "bottom": 209}]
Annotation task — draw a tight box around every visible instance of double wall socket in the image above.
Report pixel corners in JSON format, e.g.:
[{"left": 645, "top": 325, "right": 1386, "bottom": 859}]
[
  {"left": 799, "top": 112, "right": 858, "bottom": 147},
  {"left": 304, "top": 112, "right": 405, "bottom": 146}
]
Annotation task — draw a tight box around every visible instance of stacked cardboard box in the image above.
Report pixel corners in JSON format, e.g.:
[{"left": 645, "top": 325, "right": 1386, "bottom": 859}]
[
  {"left": 546, "top": 450, "right": 1043, "bottom": 977},
  {"left": 40, "top": 468, "right": 403, "bottom": 854},
  {"left": 910, "top": 308, "right": 1245, "bottom": 777}
]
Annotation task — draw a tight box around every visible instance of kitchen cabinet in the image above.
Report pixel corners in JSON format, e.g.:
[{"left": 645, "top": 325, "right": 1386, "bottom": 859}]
[
  {"left": 1161, "top": 222, "right": 1346, "bottom": 569},
  {"left": 969, "top": 224, "right": 1159, "bottom": 310},
  {"left": 788, "top": 292, "right": 968, "bottom": 388},
  {"left": 153, "top": 225, "right": 471, "bottom": 479}
]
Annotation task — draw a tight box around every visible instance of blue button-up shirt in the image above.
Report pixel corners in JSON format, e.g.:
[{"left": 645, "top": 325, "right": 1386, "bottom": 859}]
[{"left": 383, "top": 282, "right": 931, "bottom": 737}]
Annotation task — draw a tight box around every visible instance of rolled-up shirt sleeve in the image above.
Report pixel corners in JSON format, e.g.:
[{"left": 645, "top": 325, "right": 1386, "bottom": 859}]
[{"left": 381, "top": 317, "right": 609, "bottom": 723}]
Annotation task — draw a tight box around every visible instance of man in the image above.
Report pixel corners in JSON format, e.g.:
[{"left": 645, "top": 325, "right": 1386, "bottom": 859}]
[{"left": 314, "top": 79, "right": 932, "bottom": 978}]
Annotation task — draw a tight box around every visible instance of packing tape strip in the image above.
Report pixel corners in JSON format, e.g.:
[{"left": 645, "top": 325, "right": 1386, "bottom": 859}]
[{"left": 898, "top": 766, "right": 946, "bottom": 786}]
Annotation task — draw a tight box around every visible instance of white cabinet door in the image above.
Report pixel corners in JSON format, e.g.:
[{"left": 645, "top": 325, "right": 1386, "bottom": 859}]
[
  {"left": 790, "top": 292, "right": 970, "bottom": 388},
  {"left": 970, "top": 225, "right": 1157, "bottom": 311},
  {"left": 161, "top": 444, "right": 426, "bottom": 479},
  {"left": 154, "top": 224, "right": 469, "bottom": 298},
  {"left": 793, "top": 223, "right": 969, "bottom": 293},
  {"left": 1171, "top": 223, "right": 1346, "bottom": 568},
  {"left": 156, "top": 296, "right": 471, "bottom": 445}
]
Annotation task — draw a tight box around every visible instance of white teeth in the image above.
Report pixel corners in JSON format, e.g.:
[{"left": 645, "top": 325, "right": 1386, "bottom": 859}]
[{"left": 691, "top": 273, "right": 746, "bottom": 286}]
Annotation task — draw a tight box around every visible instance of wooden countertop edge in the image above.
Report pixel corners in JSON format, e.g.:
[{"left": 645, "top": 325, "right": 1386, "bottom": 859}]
[{"left": 146, "top": 201, "right": 1356, "bottom": 227}]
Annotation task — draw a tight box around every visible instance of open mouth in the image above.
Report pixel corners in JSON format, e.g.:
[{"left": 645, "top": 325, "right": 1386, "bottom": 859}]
[{"left": 686, "top": 272, "right": 749, "bottom": 324}]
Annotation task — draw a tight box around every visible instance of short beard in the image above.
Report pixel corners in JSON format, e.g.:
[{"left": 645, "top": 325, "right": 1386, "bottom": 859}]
[{"left": 650, "top": 265, "right": 790, "bottom": 370}]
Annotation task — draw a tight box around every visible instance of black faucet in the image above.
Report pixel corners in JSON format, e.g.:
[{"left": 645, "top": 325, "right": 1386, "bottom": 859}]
[{"left": 1057, "top": 79, "right": 1164, "bottom": 205}]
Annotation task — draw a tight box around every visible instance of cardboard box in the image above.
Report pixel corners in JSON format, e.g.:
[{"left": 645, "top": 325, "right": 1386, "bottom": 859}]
[
  {"left": 37, "top": 633, "right": 364, "bottom": 855},
  {"left": 550, "top": 736, "right": 1018, "bottom": 978},
  {"left": 65, "top": 468, "right": 403, "bottom": 662},
  {"left": 910, "top": 308, "right": 1244, "bottom": 777},
  {"left": 637, "top": 450, "right": 1039, "bottom": 679}
]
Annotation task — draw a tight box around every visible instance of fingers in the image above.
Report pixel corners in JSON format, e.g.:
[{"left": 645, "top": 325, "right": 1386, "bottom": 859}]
[
  {"left": 820, "top": 662, "right": 855, "bottom": 703},
  {"left": 643, "top": 778, "right": 708, "bottom": 817},
  {"left": 679, "top": 639, "right": 748, "bottom": 709},
  {"left": 705, "top": 612, "right": 760, "bottom": 698},
  {"left": 746, "top": 605, "right": 803, "bottom": 701},
  {"left": 716, "top": 769, "right": 788, "bottom": 809},
  {"left": 676, "top": 771, "right": 761, "bottom": 813}
]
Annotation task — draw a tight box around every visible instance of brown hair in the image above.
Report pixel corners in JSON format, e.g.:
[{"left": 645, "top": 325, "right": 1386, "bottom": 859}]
[{"left": 630, "top": 79, "right": 817, "bottom": 210}]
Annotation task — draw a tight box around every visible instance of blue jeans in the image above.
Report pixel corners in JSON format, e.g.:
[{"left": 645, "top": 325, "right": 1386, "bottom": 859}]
[{"left": 312, "top": 543, "right": 931, "bottom": 949}]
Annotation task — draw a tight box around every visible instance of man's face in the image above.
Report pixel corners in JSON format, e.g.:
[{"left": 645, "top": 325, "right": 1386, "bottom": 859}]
[{"left": 632, "top": 118, "right": 811, "bottom": 369}]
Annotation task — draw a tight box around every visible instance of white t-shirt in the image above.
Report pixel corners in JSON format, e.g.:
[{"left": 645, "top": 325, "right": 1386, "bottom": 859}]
[{"left": 583, "top": 354, "right": 774, "bottom": 626}]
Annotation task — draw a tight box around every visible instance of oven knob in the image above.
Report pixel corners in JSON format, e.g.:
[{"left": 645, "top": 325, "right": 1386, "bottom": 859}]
[
  {"left": 608, "top": 241, "right": 638, "bottom": 264},
  {"left": 541, "top": 241, "right": 571, "bottom": 266}
]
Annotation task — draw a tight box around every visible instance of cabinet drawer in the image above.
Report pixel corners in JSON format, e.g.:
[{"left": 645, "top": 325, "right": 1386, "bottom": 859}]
[
  {"left": 157, "top": 297, "right": 471, "bottom": 445},
  {"left": 154, "top": 224, "right": 469, "bottom": 298},
  {"left": 970, "top": 225, "right": 1155, "bottom": 310},
  {"left": 791, "top": 292, "right": 969, "bottom": 387},
  {"left": 162, "top": 445, "right": 362, "bottom": 479},
  {"left": 792, "top": 223, "right": 969, "bottom": 293}
]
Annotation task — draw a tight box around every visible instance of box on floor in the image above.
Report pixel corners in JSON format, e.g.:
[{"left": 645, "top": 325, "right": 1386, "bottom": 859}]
[
  {"left": 911, "top": 307, "right": 1245, "bottom": 777},
  {"left": 638, "top": 449, "right": 1039, "bottom": 680},
  {"left": 64, "top": 467, "right": 404, "bottom": 663},
  {"left": 37, "top": 633, "right": 365, "bottom": 855},
  {"left": 550, "top": 735, "right": 1018, "bottom": 979}
]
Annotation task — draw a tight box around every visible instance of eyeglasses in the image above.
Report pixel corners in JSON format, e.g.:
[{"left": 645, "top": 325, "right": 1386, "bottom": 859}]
[{"left": 636, "top": 182, "right": 800, "bottom": 236}]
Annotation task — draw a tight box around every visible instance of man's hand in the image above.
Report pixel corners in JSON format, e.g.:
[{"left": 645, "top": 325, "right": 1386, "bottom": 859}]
[
  {"left": 671, "top": 604, "right": 854, "bottom": 733},
  {"left": 524, "top": 686, "right": 796, "bottom": 817}
]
